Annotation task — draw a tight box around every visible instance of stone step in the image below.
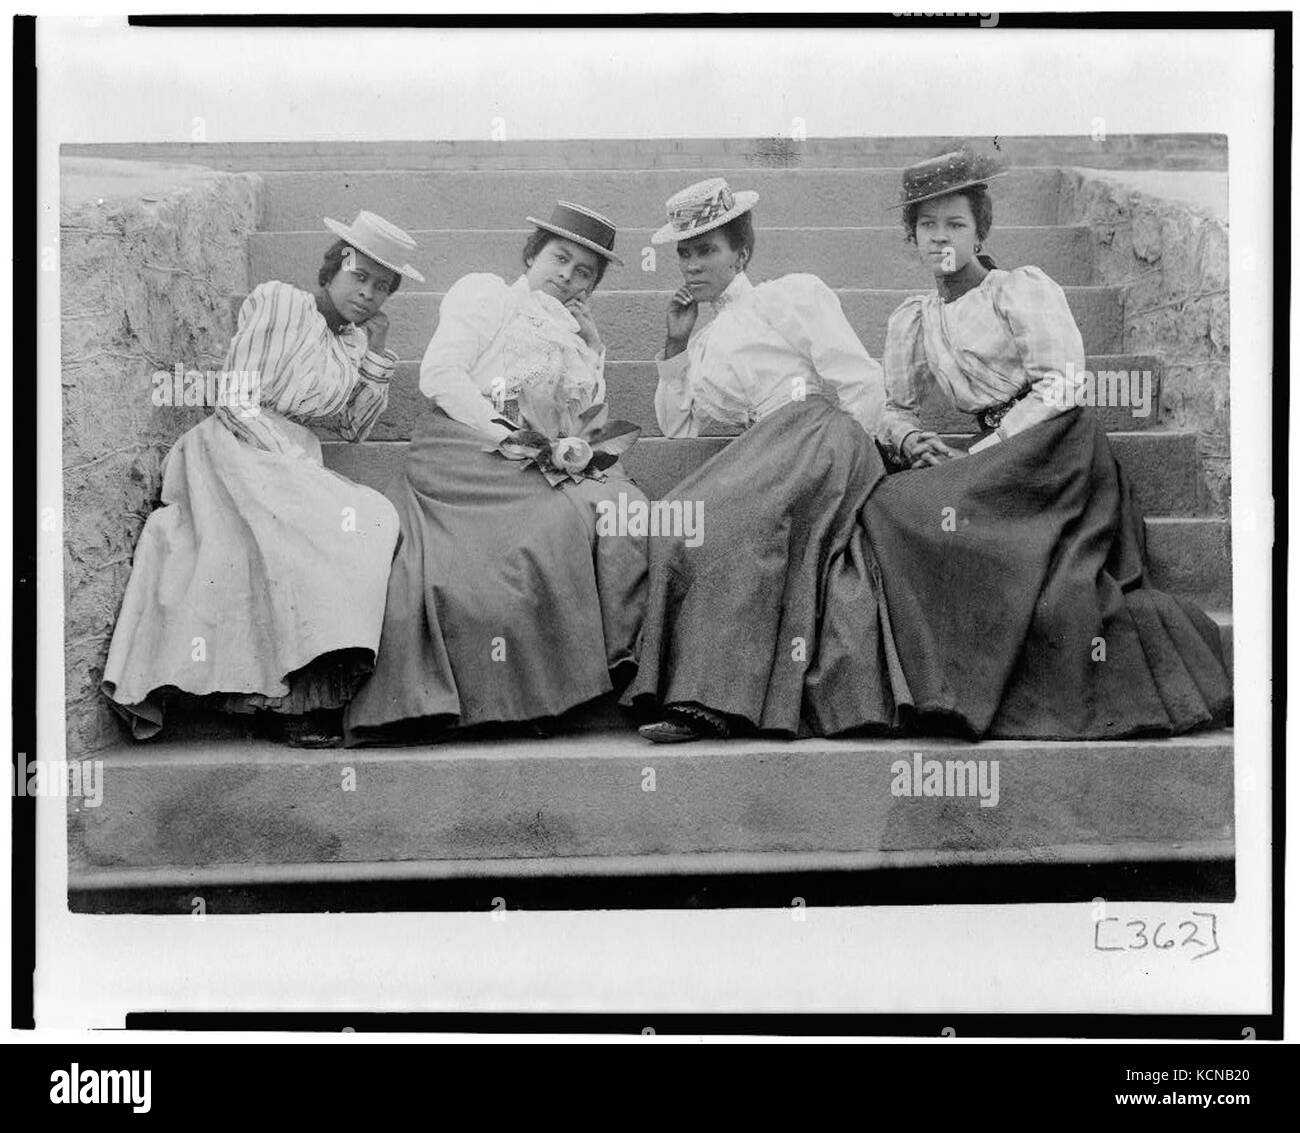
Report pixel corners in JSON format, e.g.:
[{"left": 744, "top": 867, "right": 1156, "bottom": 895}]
[
  {"left": 232, "top": 285, "right": 1126, "bottom": 359},
  {"left": 320, "top": 438, "right": 1226, "bottom": 601},
  {"left": 67, "top": 730, "right": 1234, "bottom": 902},
  {"left": 321, "top": 429, "right": 1205, "bottom": 518},
  {"left": 258, "top": 168, "right": 1067, "bottom": 230},
  {"left": 249, "top": 225, "right": 1097, "bottom": 292},
  {"left": 61, "top": 134, "right": 1229, "bottom": 171},
  {"left": 1143, "top": 516, "right": 1232, "bottom": 609},
  {"left": 325, "top": 355, "right": 1164, "bottom": 444},
  {"left": 1206, "top": 610, "right": 1234, "bottom": 675},
  {"left": 78, "top": 603, "right": 1234, "bottom": 756}
]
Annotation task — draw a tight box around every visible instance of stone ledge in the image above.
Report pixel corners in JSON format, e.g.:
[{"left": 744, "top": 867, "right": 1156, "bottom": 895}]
[
  {"left": 258, "top": 167, "right": 1068, "bottom": 230},
  {"left": 61, "top": 134, "right": 1229, "bottom": 172},
  {"left": 69, "top": 732, "right": 1234, "bottom": 890}
]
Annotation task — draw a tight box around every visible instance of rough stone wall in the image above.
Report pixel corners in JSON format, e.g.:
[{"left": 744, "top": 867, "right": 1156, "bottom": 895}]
[
  {"left": 1057, "top": 168, "right": 1230, "bottom": 514},
  {"left": 62, "top": 133, "right": 1229, "bottom": 172},
  {"left": 61, "top": 161, "right": 263, "bottom": 757}
]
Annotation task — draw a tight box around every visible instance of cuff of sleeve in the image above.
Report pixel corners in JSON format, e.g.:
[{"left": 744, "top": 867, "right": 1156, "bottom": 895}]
[
  {"left": 891, "top": 428, "right": 923, "bottom": 466},
  {"left": 879, "top": 414, "right": 922, "bottom": 466},
  {"left": 360, "top": 348, "right": 398, "bottom": 383},
  {"left": 656, "top": 350, "right": 691, "bottom": 391}
]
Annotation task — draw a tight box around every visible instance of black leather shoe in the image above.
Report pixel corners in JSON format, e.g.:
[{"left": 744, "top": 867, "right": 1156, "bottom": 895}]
[
  {"left": 639, "top": 704, "right": 731, "bottom": 744},
  {"left": 638, "top": 719, "right": 704, "bottom": 744}
]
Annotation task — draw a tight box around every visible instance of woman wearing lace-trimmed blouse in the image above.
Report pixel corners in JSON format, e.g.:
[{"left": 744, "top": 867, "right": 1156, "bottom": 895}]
[
  {"left": 859, "top": 142, "right": 1231, "bottom": 739},
  {"left": 345, "top": 202, "right": 650, "bottom": 744}
]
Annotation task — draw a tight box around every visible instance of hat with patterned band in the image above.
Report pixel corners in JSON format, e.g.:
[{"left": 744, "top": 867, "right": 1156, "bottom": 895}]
[
  {"left": 651, "top": 177, "right": 761, "bottom": 245},
  {"left": 890, "top": 142, "right": 1008, "bottom": 210},
  {"left": 323, "top": 210, "right": 425, "bottom": 283},
  {"left": 524, "top": 201, "right": 624, "bottom": 266}
]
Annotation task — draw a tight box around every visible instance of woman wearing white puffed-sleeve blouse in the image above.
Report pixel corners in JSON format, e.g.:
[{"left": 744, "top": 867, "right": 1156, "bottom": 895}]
[
  {"left": 345, "top": 202, "right": 649, "bottom": 745},
  {"left": 624, "top": 178, "right": 900, "bottom": 743}
]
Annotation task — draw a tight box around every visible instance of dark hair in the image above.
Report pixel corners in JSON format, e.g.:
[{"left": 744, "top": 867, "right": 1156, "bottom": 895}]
[
  {"left": 902, "top": 184, "right": 993, "bottom": 246},
  {"left": 317, "top": 239, "right": 401, "bottom": 295},
  {"left": 521, "top": 229, "right": 609, "bottom": 290},
  {"left": 715, "top": 211, "right": 756, "bottom": 266}
]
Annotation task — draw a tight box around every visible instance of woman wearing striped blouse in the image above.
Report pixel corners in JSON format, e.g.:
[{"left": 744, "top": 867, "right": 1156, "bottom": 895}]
[{"left": 101, "top": 211, "right": 423, "bottom": 746}]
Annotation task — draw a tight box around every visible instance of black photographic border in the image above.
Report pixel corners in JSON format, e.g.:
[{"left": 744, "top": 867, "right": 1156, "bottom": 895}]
[{"left": 15, "top": 9, "right": 1288, "bottom": 1047}]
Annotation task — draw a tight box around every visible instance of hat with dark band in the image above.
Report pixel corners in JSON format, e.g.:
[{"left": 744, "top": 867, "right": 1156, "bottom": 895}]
[
  {"left": 322, "top": 210, "right": 425, "bottom": 282},
  {"left": 525, "top": 201, "right": 624, "bottom": 266},
  {"left": 651, "top": 177, "right": 760, "bottom": 245},
  {"left": 890, "top": 142, "right": 1008, "bottom": 210}
]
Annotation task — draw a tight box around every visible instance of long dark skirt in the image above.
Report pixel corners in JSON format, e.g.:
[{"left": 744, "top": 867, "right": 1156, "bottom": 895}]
[
  {"left": 344, "top": 410, "right": 649, "bottom": 745},
  {"left": 862, "top": 407, "right": 1232, "bottom": 739},
  {"left": 622, "top": 396, "right": 912, "bottom": 736},
  {"left": 624, "top": 400, "right": 1231, "bottom": 740}
]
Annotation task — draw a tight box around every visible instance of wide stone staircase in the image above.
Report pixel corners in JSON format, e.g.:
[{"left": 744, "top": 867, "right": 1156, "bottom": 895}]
[{"left": 68, "top": 143, "right": 1234, "bottom": 911}]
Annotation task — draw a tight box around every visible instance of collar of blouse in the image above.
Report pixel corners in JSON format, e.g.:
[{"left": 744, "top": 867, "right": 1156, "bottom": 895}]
[{"left": 712, "top": 269, "right": 754, "bottom": 311}]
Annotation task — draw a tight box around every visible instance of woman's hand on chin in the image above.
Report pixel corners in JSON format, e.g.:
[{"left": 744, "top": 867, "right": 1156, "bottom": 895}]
[
  {"left": 359, "top": 310, "right": 390, "bottom": 353},
  {"left": 664, "top": 285, "right": 698, "bottom": 358},
  {"left": 565, "top": 297, "right": 602, "bottom": 351},
  {"left": 901, "top": 431, "right": 965, "bottom": 469}
]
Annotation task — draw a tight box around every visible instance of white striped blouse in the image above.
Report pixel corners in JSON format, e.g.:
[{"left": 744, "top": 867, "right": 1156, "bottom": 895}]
[{"left": 215, "top": 280, "right": 396, "bottom": 457}]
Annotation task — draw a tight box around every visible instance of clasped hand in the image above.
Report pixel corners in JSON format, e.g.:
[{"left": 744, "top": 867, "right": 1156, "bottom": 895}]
[{"left": 901, "top": 430, "right": 966, "bottom": 469}]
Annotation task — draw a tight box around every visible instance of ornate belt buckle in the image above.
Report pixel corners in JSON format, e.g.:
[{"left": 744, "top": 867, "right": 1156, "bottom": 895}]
[{"left": 979, "top": 401, "right": 1011, "bottom": 432}]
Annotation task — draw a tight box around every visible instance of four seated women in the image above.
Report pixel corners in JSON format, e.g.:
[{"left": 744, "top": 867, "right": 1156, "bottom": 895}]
[{"left": 104, "top": 154, "right": 1232, "bottom": 749}]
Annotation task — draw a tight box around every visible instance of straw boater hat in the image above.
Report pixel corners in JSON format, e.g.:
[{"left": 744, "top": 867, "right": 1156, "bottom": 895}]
[
  {"left": 890, "top": 142, "right": 1008, "bottom": 210},
  {"left": 525, "top": 201, "right": 624, "bottom": 266},
  {"left": 323, "top": 209, "right": 425, "bottom": 282},
  {"left": 651, "top": 177, "right": 760, "bottom": 245}
]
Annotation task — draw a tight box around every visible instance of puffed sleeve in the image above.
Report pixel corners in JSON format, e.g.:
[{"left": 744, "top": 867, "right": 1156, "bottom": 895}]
[
  {"left": 336, "top": 335, "right": 398, "bottom": 443},
  {"left": 653, "top": 347, "right": 700, "bottom": 438},
  {"left": 752, "top": 274, "right": 884, "bottom": 435},
  {"left": 878, "top": 294, "right": 936, "bottom": 464},
  {"left": 419, "top": 273, "right": 514, "bottom": 441},
  {"left": 215, "top": 281, "right": 320, "bottom": 458},
  {"left": 989, "top": 266, "right": 1086, "bottom": 440}
]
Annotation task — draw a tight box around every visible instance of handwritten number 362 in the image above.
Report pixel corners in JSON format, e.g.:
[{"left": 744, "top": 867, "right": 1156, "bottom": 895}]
[{"left": 1093, "top": 913, "right": 1219, "bottom": 960}]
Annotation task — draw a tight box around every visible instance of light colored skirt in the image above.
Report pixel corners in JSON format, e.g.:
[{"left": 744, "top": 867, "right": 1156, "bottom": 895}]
[{"left": 101, "top": 412, "right": 399, "bottom": 738}]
